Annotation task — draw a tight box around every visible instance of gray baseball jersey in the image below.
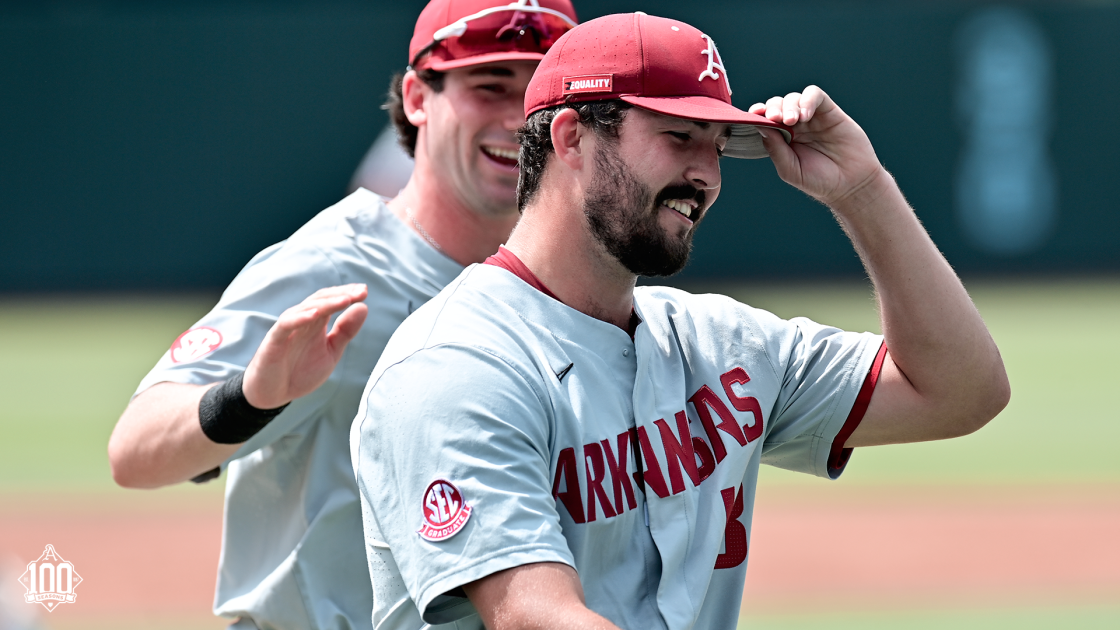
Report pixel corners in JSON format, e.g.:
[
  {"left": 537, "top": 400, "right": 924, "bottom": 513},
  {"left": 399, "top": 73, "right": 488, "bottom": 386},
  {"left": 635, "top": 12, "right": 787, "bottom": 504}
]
[
  {"left": 351, "top": 253, "right": 885, "bottom": 630},
  {"left": 134, "top": 189, "right": 463, "bottom": 630}
]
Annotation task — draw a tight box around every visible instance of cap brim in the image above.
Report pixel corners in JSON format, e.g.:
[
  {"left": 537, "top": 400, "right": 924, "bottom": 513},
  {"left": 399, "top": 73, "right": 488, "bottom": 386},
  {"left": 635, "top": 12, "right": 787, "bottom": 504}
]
[
  {"left": 422, "top": 50, "right": 547, "bottom": 72},
  {"left": 620, "top": 95, "right": 792, "bottom": 159}
]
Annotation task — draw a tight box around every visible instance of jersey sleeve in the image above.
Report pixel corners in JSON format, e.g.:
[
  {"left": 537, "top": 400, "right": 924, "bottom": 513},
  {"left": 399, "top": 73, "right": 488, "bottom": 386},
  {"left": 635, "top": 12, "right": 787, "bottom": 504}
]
[
  {"left": 352, "top": 343, "right": 574, "bottom": 625},
  {"left": 133, "top": 239, "right": 345, "bottom": 462},
  {"left": 757, "top": 313, "right": 884, "bottom": 480}
]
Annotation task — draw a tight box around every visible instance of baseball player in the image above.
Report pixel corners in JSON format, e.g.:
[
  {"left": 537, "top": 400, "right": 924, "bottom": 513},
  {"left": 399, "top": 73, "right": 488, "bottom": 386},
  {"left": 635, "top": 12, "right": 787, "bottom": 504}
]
[
  {"left": 351, "top": 12, "right": 1010, "bottom": 630},
  {"left": 106, "top": 1, "right": 578, "bottom": 629}
]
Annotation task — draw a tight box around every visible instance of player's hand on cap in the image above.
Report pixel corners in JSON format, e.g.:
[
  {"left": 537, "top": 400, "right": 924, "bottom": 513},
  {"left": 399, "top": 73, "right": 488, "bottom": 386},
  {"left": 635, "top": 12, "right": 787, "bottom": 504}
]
[
  {"left": 242, "top": 283, "right": 369, "bottom": 410},
  {"left": 750, "top": 86, "right": 886, "bottom": 209}
]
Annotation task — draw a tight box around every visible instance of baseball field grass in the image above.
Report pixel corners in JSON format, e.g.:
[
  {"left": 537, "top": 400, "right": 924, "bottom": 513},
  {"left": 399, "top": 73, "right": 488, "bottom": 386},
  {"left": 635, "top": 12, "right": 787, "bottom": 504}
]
[{"left": 1, "top": 278, "right": 1117, "bottom": 628}]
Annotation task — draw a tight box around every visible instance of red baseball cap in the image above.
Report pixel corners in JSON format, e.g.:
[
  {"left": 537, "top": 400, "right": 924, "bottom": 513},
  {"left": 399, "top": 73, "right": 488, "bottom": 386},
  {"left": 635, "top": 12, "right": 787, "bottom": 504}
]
[
  {"left": 410, "top": 0, "right": 579, "bottom": 72},
  {"left": 524, "top": 12, "right": 792, "bottom": 159}
]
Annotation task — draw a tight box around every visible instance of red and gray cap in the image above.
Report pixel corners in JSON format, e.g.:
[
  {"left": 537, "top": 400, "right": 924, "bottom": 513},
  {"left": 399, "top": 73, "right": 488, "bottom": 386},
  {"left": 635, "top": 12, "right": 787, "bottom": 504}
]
[
  {"left": 410, "top": 0, "right": 579, "bottom": 72},
  {"left": 524, "top": 12, "right": 792, "bottom": 159}
]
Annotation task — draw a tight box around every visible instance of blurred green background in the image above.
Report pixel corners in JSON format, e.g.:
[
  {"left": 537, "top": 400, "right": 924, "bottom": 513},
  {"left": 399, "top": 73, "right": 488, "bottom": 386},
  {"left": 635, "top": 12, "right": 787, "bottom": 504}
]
[{"left": 3, "top": 0, "right": 1120, "bottom": 292}]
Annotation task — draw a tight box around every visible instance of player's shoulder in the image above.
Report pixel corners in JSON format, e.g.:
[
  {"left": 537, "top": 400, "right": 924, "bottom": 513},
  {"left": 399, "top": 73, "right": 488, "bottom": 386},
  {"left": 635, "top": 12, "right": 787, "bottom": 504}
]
[
  {"left": 234, "top": 189, "right": 388, "bottom": 272},
  {"left": 287, "top": 188, "right": 386, "bottom": 238},
  {"left": 633, "top": 285, "right": 827, "bottom": 377},
  {"left": 233, "top": 190, "right": 459, "bottom": 294},
  {"left": 384, "top": 265, "right": 548, "bottom": 355},
  {"left": 277, "top": 188, "right": 398, "bottom": 257},
  {"left": 363, "top": 266, "right": 558, "bottom": 417},
  {"left": 374, "top": 264, "right": 603, "bottom": 381},
  {"left": 634, "top": 284, "right": 786, "bottom": 331}
]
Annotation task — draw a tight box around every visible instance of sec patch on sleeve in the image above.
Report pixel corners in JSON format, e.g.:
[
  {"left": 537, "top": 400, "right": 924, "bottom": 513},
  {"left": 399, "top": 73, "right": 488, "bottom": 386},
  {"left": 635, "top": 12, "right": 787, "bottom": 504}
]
[
  {"left": 418, "top": 479, "right": 472, "bottom": 542},
  {"left": 170, "top": 327, "right": 223, "bottom": 363}
]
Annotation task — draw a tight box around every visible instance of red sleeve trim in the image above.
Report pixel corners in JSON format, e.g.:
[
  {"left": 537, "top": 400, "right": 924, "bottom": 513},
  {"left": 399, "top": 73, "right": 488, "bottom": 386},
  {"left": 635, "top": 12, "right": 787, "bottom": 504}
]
[
  {"left": 826, "top": 341, "right": 888, "bottom": 479},
  {"left": 483, "top": 246, "right": 561, "bottom": 301}
]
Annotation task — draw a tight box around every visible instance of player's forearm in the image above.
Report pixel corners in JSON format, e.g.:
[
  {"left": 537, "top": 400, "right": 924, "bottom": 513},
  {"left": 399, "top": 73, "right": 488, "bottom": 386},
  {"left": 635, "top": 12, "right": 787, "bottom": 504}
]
[
  {"left": 485, "top": 605, "right": 622, "bottom": 630},
  {"left": 832, "top": 168, "right": 1010, "bottom": 441},
  {"left": 108, "top": 382, "right": 238, "bottom": 488},
  {"left": 464, "top": 562, "right": 622, "bottom": 630}
]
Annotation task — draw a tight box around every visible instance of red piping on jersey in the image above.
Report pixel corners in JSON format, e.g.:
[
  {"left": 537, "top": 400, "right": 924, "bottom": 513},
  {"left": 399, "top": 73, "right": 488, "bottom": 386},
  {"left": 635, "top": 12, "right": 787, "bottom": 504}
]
[
  {"left": 826, "top": 341, "right": 888, "bottom": 479},
  {"left": 484, "top": 246, "right": 561, "bottom": 301},
  {"left": 484, "top": 246, "right": 642, "bottom": 339}
]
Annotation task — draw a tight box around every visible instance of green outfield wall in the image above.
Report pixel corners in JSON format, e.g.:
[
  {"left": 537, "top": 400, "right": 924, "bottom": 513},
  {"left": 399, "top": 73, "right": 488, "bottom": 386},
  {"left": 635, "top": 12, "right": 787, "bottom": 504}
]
[{"left": 2, "top": 0, "right": 1117, "bottom": 292}]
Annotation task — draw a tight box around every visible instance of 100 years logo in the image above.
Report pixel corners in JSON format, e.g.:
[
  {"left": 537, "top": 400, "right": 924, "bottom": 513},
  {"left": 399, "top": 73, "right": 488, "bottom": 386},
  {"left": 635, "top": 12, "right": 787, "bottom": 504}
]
[{"left": 18, "top": 545, "right": 83, "bottom": 612}]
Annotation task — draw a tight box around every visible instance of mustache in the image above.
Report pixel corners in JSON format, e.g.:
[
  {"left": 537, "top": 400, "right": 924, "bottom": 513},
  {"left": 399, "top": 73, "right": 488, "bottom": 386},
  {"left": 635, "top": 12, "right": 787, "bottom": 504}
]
[{"left": 654, "top": 184, "right": 706, "bottom": 212}]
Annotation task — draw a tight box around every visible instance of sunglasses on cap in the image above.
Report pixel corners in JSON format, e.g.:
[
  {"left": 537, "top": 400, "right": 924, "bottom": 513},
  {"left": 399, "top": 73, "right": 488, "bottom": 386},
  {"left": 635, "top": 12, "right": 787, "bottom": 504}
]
[{"left": 411, "top": 0, "right": 578, "bottom": 69}]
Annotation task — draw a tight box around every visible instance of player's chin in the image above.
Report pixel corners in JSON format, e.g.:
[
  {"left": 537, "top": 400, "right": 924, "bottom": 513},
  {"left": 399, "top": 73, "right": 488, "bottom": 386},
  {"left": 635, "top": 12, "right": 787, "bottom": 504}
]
[
  {"left": 474, "top": 159, "right": 520, "bottom": 189},
  {"left": 474, "top": 181, "right": 519, "bottom": 213},
  {"left": 488, "top": 171, "right": 521, "bottom": 199},
  {"left": 465, "top": 156, "right": 514, "bottom": 190}
]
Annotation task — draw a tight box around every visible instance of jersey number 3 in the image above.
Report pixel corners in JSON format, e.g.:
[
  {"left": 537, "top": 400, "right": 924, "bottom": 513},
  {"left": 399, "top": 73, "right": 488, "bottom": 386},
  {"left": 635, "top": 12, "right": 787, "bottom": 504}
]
[{"left": 715, "top": 484, "right": 747, "bottom": 569}]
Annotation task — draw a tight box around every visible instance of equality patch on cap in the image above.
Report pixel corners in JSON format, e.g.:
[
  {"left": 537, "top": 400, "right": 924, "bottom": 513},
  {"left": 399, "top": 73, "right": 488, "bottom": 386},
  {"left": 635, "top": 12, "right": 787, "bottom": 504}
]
[
  {"left": 170, "top": 327, "right": 223, "bottom": 363},
  {"left": 418, "top": 479, "right": 473, "bottom": 541},
  {"left": 563, "top": 74, "right": 613, "bottom": 95}
]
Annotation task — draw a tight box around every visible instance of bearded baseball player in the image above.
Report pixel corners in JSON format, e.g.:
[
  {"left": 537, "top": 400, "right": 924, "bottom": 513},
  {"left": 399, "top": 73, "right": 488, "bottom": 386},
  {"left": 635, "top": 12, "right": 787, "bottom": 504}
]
[
  {"left": 351, "top": 11, "right": 1011, "bottom": 630},
  {"left": 107, "top": 1, "right": 578, "bottom": 628}
]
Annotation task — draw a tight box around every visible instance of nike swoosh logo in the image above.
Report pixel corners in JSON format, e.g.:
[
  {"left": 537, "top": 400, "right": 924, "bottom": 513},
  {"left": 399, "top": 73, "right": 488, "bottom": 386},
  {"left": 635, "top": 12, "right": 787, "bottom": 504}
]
[{"left": 556, "top": 362, "right": 574, "bottom": 382}]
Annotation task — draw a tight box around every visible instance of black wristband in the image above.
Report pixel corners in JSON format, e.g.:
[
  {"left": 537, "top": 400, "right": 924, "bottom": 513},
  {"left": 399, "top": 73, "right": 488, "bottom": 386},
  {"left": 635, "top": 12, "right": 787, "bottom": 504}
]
[
  {"left": 198, "top": 372, "right": 289, "bottom": 444},
  {"left": 190, "top": 466, "right": 221, "bottom": 484}
]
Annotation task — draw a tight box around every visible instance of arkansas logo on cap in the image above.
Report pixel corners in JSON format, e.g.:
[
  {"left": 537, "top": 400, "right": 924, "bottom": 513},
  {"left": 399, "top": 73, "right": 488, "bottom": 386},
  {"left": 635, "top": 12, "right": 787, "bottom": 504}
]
[
  {"left": 418, "top": 479, "right": 473, "bottom": 541},
  {"left": 563, "top": 74, "right": 613, "bottom": 95},
  {"left": 170, "top": 327, "right": 223, "bottom": 363},
  {"left": 698, "top": 34, "right": 731, "bottom": 95}
]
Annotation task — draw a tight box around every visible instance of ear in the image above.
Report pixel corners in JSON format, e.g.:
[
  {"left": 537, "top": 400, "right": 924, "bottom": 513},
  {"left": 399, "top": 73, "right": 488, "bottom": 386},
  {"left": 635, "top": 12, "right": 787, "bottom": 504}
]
[
  {"left": 401, "top": 70, "right": 429, "bottom": 127},
  {"left": 550, "top": 108, "right": 586, "bottom": 172}
]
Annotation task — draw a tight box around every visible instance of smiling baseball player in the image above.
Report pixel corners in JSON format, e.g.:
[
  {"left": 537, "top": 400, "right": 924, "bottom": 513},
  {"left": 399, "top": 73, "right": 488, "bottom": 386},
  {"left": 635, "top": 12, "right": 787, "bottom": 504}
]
[
  {"left": 107, "top": 2, "right": 578, "bottom": 629},
  {"left": 351, "top": 11, "right": 1010, "bottom": 630}
]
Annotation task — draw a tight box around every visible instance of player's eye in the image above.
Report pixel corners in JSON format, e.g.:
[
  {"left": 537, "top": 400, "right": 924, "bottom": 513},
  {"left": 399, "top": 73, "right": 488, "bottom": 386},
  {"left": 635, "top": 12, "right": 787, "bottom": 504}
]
[{"left": 668, "top": 131, "right": 691, "bottom": 142}]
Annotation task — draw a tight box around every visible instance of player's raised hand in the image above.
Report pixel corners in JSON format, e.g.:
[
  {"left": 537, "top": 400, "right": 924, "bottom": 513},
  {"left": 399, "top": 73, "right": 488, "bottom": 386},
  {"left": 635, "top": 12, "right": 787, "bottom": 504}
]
[
  {"left": 242, "top": 284, "right": 369, "bottom": 410},
  {"left": 750, "top": 86, "right": 886, "bottom": 209}
]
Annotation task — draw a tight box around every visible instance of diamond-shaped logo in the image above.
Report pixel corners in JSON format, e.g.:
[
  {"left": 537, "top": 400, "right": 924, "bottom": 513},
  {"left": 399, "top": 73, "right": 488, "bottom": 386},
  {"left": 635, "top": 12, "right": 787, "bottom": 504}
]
[{"left": 18, "top": 545, "right": 83, "bottom": 612}]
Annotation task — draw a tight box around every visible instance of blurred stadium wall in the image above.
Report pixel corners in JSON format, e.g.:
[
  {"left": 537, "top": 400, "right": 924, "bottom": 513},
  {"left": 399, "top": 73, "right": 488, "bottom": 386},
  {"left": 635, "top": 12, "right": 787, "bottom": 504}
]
[{"left": 1, "top": 0, "right": 1117, "bottom": 293}]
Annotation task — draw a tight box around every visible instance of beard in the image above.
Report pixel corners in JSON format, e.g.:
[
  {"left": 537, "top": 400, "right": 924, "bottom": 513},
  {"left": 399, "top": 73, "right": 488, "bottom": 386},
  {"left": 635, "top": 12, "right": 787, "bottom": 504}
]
[{"left": 582, "top": 141, "right": 706, "bottom": 277}]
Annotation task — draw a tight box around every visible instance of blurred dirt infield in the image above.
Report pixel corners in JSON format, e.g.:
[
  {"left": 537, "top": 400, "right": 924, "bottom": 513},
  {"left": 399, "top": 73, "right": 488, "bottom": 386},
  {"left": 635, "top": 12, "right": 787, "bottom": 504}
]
[
  {"left": 0, "top": 491, "right": 226, "bottom": 629},
  {"left": 2, "top": 484, "right": 1117, "bottom": 628},
  {"left": 743, "top": 483, "right": 1120, "bottom": 613}
]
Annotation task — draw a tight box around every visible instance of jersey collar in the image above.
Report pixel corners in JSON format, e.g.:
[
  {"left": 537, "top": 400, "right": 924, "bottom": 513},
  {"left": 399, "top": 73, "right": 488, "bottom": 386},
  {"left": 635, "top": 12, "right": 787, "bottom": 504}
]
[{"left": 484, "top": 246, "right": 642, "bottom": 339}]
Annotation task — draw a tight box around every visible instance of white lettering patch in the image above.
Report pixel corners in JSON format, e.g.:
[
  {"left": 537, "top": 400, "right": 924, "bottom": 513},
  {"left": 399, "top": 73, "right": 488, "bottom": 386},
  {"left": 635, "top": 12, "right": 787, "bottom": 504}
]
[
  {"left": 563, "top": 74, "right": 614, "bottom": 95},
  {"left": 418, "top": 479, "right": 472, "bottom": 541},
  {"left": 170, "top": 327, "right": 223, "bottom": 363}
]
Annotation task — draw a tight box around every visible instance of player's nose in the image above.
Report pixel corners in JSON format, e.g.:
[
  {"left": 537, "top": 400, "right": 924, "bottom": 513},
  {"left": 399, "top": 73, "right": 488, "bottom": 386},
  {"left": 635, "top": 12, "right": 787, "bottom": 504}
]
[{"left": 685, "top": 147, "right": 722, "bottom": 192}]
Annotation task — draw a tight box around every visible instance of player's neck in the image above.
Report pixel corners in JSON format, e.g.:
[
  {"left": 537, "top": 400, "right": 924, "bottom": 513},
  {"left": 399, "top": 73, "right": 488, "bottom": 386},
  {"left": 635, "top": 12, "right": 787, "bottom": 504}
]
[
  {"left": 389, "top": 170, "right": 519, "bottom": 267},
  {"left": 507, "top": 194, "right": 637, "bottom": 333}
]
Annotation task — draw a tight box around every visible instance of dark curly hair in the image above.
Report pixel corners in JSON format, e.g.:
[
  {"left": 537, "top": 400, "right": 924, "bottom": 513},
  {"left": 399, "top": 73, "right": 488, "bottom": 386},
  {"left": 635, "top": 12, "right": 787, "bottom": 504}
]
[
  {"left": 383, "top": 68, "right": 446, "bottom": 158},
  {"left": 516, "top": 100, "right": 633, "bottom": 211}
]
